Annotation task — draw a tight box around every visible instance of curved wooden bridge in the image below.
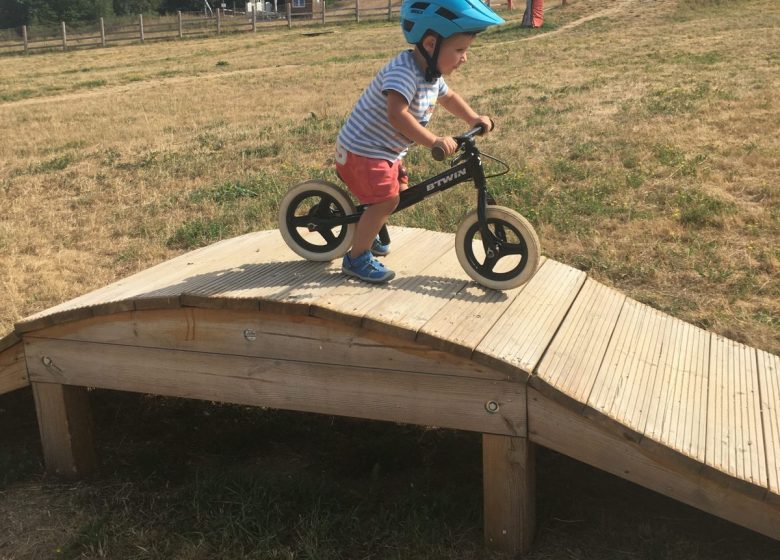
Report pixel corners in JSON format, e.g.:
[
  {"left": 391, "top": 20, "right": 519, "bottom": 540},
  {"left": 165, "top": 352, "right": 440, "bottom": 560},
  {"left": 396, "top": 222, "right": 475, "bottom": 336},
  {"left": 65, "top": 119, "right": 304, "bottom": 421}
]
[{"left": 1, "top": 227, "right": 778, "bottom": 556}]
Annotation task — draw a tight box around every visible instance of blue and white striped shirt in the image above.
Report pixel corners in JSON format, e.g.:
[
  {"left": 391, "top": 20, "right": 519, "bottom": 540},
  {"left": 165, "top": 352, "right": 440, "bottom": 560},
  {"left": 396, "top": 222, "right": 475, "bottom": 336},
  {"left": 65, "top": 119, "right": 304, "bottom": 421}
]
[{"left": 337, "top": 50, "right": 448, "bottom": 161}]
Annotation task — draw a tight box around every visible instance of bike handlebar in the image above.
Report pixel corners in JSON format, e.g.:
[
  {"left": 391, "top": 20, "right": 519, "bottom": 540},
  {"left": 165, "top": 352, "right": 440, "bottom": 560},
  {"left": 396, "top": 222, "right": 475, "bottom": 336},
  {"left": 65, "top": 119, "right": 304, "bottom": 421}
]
[{"left": 431, "top": 122, "right": 492, "bottom": 162}]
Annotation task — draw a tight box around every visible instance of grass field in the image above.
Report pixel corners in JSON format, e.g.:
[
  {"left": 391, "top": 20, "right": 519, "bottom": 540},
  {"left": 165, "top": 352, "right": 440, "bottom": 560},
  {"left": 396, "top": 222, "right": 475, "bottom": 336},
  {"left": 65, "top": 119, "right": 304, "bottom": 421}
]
[{"left": 1, "top": 0, "right": 779, "bottom": 557}]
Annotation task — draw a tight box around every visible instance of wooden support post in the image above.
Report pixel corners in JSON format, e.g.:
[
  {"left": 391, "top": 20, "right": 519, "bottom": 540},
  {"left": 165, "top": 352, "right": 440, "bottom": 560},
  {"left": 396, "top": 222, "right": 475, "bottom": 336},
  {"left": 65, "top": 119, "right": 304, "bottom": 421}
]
[
  {"left": 99, "top": 17, "right": 106, "bottom": 47},
  {"left": 286, "top": 2, "right": 292, "bottom": 28},
  {"left": 139, "top": 14, "right": 145, "bottom": 42},
  {"left": 178, "top": 11, "right": 184, "bottom": 38},
  {"left": 32, "top": 383, "right": 96, "bottom": 478},
  {"left": 22, "top": 25, "right": 28, "bottom": 53},
  {"left": 483, "top": 434, "right": 536, "bottom": 556},
  {"left": 321, "top": 1, "right": 326, "bottom": 24},
  {"left": 61, "top": 21, "right": 67, "bottom": 51},
  {"left": 355, "top": 0, "right": 360, "bottom": 22},
  {"left": 217, "top": 9, "right": 222, "bottom": 34},
  {"left": 387, "top": 0, "right": 392, "bottom": 20},
  {"left": 252, "top": 6, "right": 257, "bottom": 32}
]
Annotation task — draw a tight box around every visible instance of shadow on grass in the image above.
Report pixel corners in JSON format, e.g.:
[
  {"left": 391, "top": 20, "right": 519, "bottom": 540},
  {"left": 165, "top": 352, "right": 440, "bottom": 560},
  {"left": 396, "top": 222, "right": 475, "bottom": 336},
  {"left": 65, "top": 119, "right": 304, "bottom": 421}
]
[{"left": 1, "top": 389, "right": 779, "bottom": 559}]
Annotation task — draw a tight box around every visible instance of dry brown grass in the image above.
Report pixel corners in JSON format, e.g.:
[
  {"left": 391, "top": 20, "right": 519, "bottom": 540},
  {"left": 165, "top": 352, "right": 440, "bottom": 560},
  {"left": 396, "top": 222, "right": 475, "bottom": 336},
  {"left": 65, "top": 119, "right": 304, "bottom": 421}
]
[{"left": 0, "top": 0, "right": 778, "bottom": 353}]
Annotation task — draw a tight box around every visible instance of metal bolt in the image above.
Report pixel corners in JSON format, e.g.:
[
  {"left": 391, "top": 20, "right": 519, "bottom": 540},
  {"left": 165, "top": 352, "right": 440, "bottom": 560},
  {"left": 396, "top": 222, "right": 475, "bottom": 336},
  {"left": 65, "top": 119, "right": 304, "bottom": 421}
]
[
  {"left": 485, "top": 400, "right": 499, "bottom": 414},
  {"left": 243, "top": 329, "right": 257, "bottom": 342},
  {"left": 42, "top": 356, "right": 53, "bottom": 367}
]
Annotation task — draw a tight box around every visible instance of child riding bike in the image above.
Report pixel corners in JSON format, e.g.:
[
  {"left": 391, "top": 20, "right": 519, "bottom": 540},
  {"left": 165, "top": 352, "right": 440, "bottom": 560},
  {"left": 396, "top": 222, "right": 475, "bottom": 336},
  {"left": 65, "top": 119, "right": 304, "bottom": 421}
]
[{"left": 336, "top": 0, "right": 505, "bottom": 283}]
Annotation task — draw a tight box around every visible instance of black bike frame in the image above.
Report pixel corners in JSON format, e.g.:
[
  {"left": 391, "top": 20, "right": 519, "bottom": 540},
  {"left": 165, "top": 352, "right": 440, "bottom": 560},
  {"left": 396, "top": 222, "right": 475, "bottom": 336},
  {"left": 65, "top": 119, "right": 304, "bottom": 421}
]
[{"left": 346, "top": 139, "right": 495, "bottom": 223}]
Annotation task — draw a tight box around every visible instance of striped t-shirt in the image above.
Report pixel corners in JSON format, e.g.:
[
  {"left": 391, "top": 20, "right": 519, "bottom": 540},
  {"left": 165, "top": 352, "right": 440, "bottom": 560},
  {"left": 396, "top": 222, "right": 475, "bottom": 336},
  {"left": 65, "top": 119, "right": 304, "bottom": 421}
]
[{"left": 337, "top": 50, "right": 448, "bottom": 162}]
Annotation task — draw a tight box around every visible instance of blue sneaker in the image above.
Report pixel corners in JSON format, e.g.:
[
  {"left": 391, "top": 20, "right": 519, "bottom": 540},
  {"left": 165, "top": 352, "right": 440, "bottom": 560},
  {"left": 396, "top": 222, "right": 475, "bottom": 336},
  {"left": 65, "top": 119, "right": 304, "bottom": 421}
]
[
  {"left": 342, "top": 251, "right": 395, "bottom": 283},
  {"left": 371, "top": 235, "right": 390, "bottom": 257}
]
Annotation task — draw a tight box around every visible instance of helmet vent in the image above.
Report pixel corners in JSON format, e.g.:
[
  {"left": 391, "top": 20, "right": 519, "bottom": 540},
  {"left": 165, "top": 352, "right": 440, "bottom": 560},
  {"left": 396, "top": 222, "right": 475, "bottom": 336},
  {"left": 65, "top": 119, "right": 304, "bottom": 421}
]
[
  {"left": 410, "top": 2, "right": 429, "bottom": 10},
  {"left": 402, "top": 19, "right": 415, "bottom": 32},
  {"left": 435, "top": 7, "right": 458, "bottom": 20}
]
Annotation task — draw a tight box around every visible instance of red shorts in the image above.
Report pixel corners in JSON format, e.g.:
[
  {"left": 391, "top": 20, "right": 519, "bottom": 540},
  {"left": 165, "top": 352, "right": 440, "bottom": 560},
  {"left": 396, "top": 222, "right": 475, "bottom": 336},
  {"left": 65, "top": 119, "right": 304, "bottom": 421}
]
[{"left": 335, "top": 145, "right": 408, "bottom": 205}]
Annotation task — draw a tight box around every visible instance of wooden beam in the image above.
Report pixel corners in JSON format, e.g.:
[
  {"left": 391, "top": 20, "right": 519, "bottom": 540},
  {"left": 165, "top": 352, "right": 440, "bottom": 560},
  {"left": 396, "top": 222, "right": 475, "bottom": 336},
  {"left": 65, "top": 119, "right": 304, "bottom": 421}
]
[
  {"left": 528, "top": 387, "right": 780, "bottom": 540},
  {"left": 483, "top": 434, "right": 536, "bottom": 555},
  {"left": 29, "top": 308, "right": 504, "bottom": 381},
  {"left": 31, "top": 382, "right": 96, "bottom": 478},
  {"left": 25, "top": 337, "right": 527, "bottom": 437},
  {"left": 0, "top": 338, "right": 28, "bottom": 395}
]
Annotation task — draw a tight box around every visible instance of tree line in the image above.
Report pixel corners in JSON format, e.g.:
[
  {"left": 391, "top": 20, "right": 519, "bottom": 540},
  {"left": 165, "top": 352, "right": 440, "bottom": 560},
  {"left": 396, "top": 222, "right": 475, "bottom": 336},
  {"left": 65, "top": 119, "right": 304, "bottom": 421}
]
[{"left": 0, "top": 0, "right": 214, "bottom": 29}]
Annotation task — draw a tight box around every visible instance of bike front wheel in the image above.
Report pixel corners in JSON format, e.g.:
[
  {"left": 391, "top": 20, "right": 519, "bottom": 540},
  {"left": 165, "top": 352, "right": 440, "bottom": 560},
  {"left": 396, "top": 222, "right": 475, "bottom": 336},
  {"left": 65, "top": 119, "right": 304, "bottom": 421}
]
[
  {"left": 278, "top": 180, "right": 356, "bottom": 261},
  {"left": 455, "top": 206, "right": 540, "bottom": 290}
]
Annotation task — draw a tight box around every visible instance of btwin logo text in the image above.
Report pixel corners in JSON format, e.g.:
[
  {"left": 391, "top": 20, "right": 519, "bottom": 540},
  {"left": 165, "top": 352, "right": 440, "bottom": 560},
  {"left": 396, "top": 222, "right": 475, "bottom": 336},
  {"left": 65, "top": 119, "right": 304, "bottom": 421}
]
[{"left": 426, "top": 168, "right": 467, "bottom": 192}]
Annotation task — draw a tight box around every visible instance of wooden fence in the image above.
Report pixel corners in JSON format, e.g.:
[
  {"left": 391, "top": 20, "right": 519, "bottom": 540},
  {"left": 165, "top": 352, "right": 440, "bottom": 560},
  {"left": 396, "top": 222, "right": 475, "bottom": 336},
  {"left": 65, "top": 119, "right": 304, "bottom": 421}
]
[{"left": 0, "top": 1, "right": 513, "bottom": 56}]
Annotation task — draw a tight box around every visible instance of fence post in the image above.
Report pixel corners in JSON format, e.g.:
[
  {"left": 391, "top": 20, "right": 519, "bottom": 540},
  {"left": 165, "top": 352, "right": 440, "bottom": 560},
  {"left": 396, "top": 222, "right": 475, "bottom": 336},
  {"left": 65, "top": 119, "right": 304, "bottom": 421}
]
[
  {"left": 355, "top": 0, "right": 360, "bottom": 22},
  {"left": 100, "top": 17, "right": 106, "bottom": 47},
  {"left": 178, "top": 11, "right": 183, "bottom": 38},
  {"left": 253, "top": 5, "right": 257, "bottom": 32},
  {"left": 322, "top": 1, "right": 326, "bottom": 24},
  {"left": 286, "top": 2, "right": 292, "bottom": 28},
  {"left": 387, "top": 0, "right": 392, "bottom": 21},
  {"left": 22, "top": 25, "right": 28, "bottom": 53},
  {"left": 61, "top": 21, "right": 67, "bottom": 51},
  {"left": 217, "top": 8, "right": 221, "bottom": 34},
  {"left": 139, "top": 14, "right": 145, "bottom": 42}
]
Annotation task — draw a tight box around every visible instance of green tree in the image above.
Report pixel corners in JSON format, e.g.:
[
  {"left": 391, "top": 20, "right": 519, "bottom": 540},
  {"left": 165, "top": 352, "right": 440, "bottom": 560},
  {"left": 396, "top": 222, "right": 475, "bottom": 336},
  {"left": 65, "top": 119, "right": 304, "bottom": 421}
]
[{"left": 112, "top": 0, "right": 162, "bottom": 16}]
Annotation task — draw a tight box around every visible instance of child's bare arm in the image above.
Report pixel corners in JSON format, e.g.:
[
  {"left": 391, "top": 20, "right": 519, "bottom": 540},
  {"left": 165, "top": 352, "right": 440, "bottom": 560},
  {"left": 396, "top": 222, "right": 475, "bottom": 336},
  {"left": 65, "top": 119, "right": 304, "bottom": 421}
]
[
  {"left": 386, "top": 91, "right": 458, "bottom": 156},
  {"left": 438, "top": 91, "right": 492, "bottom": 134}
]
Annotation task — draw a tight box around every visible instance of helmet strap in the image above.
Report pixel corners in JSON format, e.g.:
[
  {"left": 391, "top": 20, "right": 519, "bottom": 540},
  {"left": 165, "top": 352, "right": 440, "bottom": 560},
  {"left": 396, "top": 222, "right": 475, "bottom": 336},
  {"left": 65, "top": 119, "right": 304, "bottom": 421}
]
[{"left": 416, "top": 35, "right": 442, "bottom": 82}]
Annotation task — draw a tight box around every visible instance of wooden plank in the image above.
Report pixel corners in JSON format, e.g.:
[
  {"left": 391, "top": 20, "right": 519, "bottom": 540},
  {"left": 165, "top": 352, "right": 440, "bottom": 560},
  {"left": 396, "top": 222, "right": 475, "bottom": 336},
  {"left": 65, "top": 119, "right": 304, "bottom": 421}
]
[
  {"left": 474, "top": 259, "right": 586, "bottom": 380},
  {"left": 528, "top": 388, "right": 780, "bottom": 541},
  {"left": 645, "top": 319, "right": 710, "bottom": 463},
  {"left": 148, "top": 230, "right": 285, "bottom": 308},
  {"left": 361, "top": 243, "right": 470, "bottom": 341},
  {"left": 587, "top": 299, "right": 666, "bottom": 439},
  {"left": 259, "top": 226, "right": 418, "bottom": 315},
  {"left": 0, "top": 332, "right": 21, "bottom": 353},
  {"left": 15, "top": 232, "right": 276, "bottom": 332},
  {"left": 706, "top": 335, "right": 767, "bottom": 491},
  {"left": 29, "top": 308, "right": 505, "bottom": 381},
  {"left": 25, "top": 337, "right": 527, "bottom": 437},
  {"left": 31, "top": 382, "right": 96, "bottom": 478},
  {"left": 416, "top": 273, "right": 533, "bottom": 361},
  {"left": 533, "top": 278, "right": 625, "bottom": 406},
  {"left": 0, "top": 337, "right": 28, "bottom": 394},
  {"left": 311, "top": 229, "right": 453, "bottom": 328},
  {"left": 758, "top": 349, "right": 780, "bottom": 502},
  {"left": 482, "top": 434, "right": 535, "bottom": 556}
]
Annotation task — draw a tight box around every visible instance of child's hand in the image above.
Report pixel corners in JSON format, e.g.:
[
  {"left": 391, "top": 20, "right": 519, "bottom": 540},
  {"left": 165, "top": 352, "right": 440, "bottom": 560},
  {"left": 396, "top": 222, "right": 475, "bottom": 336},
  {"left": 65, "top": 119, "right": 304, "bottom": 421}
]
[
  {"left": 471, "top": 116, "right": 494, "bottom": 135},
  {"left": 433, "top": 136, "right": 459, "bottom": 158}
]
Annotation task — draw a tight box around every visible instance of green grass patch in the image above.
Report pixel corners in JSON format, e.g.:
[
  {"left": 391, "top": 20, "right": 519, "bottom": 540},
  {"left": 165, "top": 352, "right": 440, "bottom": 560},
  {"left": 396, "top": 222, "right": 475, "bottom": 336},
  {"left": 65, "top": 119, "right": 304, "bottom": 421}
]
[
  {"left": 167, "top": 216, "right": 233, "bottom": 249},
  {"left": 674, "top": 188, "right": 735, "bottom": 227},
  {"left": 188, "top": 180, "right": 260, "bottom": 204},
  {"left": 241, "top": 142, "right": 282, "bottom": 159},
  {"left": 29, "top": 154, "right": 76, "bottom": 174},
  {"left": 73, "top": 79, "right": 108, "bottom": 89}
]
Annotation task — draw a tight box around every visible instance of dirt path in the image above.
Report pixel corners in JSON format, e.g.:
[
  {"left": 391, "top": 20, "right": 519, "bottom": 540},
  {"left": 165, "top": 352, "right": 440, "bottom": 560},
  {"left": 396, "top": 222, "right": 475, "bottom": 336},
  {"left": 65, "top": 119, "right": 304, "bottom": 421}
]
[
  {"left": 480, "top": 0, "right": 638, "bottom": 48},
  {"left": 0, "top": 64, "right": 302, "bottom": 110},
  {"left": 1, "top": 0, "right": 638, "bottom": 110}
]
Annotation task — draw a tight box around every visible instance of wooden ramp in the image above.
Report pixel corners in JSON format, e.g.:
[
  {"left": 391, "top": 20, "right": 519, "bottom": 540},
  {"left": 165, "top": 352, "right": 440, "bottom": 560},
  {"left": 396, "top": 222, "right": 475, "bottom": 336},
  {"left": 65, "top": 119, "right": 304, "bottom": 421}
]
[{"left": 2, "top": 227, "right": 779, "bottom": 556}]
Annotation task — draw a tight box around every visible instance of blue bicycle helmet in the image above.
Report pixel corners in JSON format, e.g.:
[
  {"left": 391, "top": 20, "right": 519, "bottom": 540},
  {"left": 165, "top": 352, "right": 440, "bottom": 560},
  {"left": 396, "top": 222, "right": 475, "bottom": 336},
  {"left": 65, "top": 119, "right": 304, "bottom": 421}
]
[
  {"left": 400, "top": 0, "right": 504, "bottom": 44},
  {"left": 400, "top": 0, "right": 504, "bottom": 81}
]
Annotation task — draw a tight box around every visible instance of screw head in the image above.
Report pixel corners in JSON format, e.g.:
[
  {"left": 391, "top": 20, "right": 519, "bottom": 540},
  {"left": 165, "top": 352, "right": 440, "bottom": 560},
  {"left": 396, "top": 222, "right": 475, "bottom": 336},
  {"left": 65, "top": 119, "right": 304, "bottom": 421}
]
[
  {"left": 42, "top": 356, "right": 53, "bottom": 367},
  {"left": 485, "top": 400, "right": 499, "bottom": 414},
  {"left": 243, "top": 329, "right": 257, "bottom": 342}
]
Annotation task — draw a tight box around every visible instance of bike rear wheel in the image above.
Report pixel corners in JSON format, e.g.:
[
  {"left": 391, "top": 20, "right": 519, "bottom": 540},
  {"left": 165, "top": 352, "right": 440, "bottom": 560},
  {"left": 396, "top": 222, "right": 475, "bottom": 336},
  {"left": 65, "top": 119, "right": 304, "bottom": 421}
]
[
  {"left": 455, "top": 206, "right": 540, "bottom": 290},
  {"left": 278, "top": 180, "right": 356, "bottom": 261}
]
